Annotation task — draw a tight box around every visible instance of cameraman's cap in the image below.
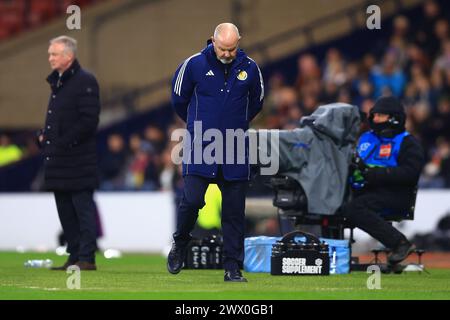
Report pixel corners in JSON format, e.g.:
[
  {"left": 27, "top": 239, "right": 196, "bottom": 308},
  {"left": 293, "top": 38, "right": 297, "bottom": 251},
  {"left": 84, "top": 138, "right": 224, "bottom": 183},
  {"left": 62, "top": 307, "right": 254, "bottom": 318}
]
[{"left": 370, "top": 96, "right": 404, "bottom": 116}]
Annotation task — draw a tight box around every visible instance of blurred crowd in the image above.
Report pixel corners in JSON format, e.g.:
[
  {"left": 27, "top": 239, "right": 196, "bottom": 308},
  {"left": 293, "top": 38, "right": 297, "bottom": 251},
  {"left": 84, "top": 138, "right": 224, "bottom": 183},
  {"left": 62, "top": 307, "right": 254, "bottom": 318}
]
[
  {"left": 97, "top": 124, "right": 183, "bottom": 192},
  {"left": 256, "top": 0, "right": 450, "bottom": 188},
  {"left": 1, "top": 0, "right": 449, "bottom": 191}
]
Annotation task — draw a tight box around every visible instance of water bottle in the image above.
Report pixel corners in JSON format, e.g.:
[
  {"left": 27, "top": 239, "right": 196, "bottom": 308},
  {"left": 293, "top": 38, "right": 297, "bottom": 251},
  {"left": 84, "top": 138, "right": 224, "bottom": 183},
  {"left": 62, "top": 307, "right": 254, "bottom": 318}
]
[
  {"left": 214, "top": 245, "right": 222, "bottom": 268},
  {"left": 200, "top": 245, "right": 210, "bottom": 269},
  {"left": 330, "top": 248, "right": 337, "bottom": 274},
  {"left": 24, "top": 259, "right": 53, "bottom": 268},
  {"left": 191, "top": 245, "right": 200, "bottom": 269}
]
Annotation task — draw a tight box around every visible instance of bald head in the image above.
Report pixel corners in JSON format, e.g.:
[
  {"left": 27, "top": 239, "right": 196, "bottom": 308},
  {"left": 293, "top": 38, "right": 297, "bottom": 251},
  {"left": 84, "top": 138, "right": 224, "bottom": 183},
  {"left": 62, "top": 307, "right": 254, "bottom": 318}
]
[
  {"left": 214, "top": 23, "right": 240, "bottom": 42},
  {"left": 212, "top": 23, "right": 241, "bottom": 64}
]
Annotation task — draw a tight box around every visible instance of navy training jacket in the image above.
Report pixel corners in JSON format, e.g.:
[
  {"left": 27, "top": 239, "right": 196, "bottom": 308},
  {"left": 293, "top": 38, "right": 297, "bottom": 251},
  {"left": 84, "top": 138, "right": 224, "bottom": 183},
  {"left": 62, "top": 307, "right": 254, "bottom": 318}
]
[{"left": 171, "top": 44, "right": 264, "bottom": 180}]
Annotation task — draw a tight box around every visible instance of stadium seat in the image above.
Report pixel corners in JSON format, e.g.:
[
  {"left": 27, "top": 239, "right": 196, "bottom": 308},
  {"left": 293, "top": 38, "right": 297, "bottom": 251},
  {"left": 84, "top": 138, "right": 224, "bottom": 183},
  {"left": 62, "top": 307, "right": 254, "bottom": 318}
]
[
  {"left": 0, "top": 0, "right": 101, "bottom": 42},
  {"left": 0, "top": 27, "right": 10, "bottom": 41},
  {"left": 28, "top": 0, "right": 58, "bottom": 27}
]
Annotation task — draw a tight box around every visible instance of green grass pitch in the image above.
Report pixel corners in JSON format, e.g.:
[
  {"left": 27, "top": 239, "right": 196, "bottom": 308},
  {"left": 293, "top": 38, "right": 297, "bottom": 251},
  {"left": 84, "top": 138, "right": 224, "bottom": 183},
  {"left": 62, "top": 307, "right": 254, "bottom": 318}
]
[{"left": 0, "top": 252, "right": 449, "bottom": 300}]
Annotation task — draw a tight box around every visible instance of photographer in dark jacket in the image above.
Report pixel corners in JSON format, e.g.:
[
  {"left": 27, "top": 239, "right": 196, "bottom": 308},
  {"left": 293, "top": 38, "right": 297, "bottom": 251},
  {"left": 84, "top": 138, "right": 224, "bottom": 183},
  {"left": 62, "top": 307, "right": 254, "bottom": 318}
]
[
  {"left": 344, "top": 96, "right": 425, "bottom": 266},
  {"left": 37, "top": 36, "right": 100, "bottom": 271}
]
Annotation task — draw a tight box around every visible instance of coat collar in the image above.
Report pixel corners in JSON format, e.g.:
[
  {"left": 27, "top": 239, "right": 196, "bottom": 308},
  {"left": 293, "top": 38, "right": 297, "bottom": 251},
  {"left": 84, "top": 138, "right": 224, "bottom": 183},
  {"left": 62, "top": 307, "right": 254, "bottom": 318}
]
[{"left": 46, "top": 59, "right": 81, "bottom": 87}]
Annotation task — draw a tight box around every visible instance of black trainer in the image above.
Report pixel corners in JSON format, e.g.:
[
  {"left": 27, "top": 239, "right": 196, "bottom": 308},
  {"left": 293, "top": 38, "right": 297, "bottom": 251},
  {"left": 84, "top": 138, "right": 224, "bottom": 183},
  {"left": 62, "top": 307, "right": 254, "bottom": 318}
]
[
  {"left": 224, "top": 269, "right": 247, "bottom": 282},
  {"left": 167, "top": 241, "right": 187, "bottom": 274},
  {"left": 388, "top": 240, "right": 415, "bottom": 265}
]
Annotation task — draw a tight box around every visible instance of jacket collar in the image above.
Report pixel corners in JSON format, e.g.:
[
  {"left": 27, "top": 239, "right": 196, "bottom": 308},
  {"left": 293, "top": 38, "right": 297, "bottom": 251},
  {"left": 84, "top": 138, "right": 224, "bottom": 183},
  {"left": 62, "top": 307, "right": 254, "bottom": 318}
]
[
  {"left": 46, "top": 59, "right": 81, "bottom": 87},
  {"left": 202, "top": 44, "right": 246, "bottom": 69}
]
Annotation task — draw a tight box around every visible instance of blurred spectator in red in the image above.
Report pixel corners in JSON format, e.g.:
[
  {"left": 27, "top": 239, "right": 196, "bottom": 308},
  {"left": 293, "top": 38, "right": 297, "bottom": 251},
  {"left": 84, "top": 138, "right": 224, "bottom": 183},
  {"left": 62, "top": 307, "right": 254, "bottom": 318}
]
[
  {"left": 124, "top": 134, "right": 147, "bottom": 190},
  {"left": 295, "top": 54, "right": 321, "bottom": 99},
  {"left": 253, "top": 72, "right": 286, "bottom": 129},
  {"left": 124, "top": 132, "right": 161, "bottom": 191}
]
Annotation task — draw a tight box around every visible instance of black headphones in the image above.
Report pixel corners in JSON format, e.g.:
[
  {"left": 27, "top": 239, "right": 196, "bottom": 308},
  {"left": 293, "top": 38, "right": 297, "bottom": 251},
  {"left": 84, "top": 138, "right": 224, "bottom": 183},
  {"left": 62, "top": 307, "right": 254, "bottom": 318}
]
[{"left": 388, "top": 117, "right": 399, "bottom": 125}]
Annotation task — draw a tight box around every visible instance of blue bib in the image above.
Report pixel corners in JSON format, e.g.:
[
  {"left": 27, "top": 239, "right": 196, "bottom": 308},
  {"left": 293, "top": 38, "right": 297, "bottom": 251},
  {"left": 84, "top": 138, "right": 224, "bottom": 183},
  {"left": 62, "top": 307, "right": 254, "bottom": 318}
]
[{"left": 357, "top": 131, "right": 409, "bottom": 168}]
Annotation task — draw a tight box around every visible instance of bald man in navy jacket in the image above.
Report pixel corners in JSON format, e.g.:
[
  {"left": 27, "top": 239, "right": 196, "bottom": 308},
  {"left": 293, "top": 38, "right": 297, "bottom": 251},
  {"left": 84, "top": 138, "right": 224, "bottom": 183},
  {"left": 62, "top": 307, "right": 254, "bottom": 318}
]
[{"left": 168, "top": 23, "right": 264, "bottom": 282}]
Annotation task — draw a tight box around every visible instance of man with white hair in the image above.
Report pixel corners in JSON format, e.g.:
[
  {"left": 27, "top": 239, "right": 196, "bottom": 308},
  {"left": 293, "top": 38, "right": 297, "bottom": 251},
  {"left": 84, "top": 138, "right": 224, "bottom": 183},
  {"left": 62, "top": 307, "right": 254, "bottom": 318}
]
[
  {"left": 37, "top": 35, "right": 101, "bottom": 271},
  {"left": 169, "top": 23, "right": 264, "bottom": 282}
]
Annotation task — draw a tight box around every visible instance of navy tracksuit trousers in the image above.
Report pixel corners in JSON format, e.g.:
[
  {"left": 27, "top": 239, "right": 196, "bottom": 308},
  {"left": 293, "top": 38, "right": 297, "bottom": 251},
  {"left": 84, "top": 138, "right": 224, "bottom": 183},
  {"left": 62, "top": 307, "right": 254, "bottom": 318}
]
[{"left": 173, "top": 169, "right": 247, "bottom": 271}]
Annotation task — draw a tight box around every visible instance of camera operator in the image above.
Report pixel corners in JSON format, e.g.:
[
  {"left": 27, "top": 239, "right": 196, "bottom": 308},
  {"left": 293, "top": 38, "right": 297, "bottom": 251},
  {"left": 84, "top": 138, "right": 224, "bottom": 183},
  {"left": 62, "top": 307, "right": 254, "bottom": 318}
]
[{"left": 344, "top": 96, "right": 425, "bottom": 266}]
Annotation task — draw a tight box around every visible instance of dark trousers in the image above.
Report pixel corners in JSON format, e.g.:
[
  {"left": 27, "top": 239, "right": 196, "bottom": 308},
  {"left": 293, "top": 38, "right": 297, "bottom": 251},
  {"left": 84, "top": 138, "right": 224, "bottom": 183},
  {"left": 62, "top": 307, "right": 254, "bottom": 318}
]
[
  {"left": 173, "top": 171, "right": 248, "bottom": 271},
  {"left": 54, "top": 190, "right": 97, "bottom": 263},
  {"left": 342, "top": 192, "right": 407, "bottom": 248}
]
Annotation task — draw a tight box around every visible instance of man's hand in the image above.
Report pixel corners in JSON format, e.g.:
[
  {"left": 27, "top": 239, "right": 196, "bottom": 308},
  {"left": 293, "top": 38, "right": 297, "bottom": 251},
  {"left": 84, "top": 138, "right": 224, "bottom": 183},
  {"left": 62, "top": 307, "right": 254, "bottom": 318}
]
[
  {"left": 350, "top": 153, "right": 381, "bottom": 186},
  {"left": 350, "top": 153, "right": 368, "bottom": 174},
  {"left": 35, "top": 129, "right": 44, "bottom": 149},
  {"left": 349, "top": 153, "right": 371, "bottom": 189}
]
